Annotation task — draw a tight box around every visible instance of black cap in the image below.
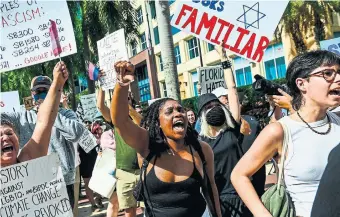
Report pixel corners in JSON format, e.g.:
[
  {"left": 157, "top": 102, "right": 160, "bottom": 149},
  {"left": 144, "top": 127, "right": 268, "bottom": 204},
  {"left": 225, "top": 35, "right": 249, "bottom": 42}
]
[{"left": 197, "top": 93, "right": 220, "bottom": 115}]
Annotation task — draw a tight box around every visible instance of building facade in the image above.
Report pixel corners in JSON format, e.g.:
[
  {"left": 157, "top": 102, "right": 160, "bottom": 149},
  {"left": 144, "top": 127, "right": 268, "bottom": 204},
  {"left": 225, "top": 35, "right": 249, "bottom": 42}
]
[{"left": 129, "top": 0, "right": 340, "bottom": 101}]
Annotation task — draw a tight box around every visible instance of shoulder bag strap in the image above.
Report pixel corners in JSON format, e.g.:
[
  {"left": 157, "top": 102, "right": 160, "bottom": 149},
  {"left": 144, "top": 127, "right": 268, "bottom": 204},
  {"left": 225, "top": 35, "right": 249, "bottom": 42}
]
[{"left": 277, "top": 119, "right": 290, "bottom": 189}]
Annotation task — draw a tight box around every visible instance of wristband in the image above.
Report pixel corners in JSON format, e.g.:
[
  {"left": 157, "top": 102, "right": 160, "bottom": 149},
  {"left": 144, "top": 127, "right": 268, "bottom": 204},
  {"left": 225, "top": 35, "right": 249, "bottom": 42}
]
[{"left": 222, "top": 60, "right": 232, "bottom": 69}]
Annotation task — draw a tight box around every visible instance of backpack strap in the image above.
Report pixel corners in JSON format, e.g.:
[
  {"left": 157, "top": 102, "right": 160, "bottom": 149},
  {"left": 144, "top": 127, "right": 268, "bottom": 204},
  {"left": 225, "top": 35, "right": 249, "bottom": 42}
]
[{"left": 277, "top": 119, "right": 291, "bottom": 189}]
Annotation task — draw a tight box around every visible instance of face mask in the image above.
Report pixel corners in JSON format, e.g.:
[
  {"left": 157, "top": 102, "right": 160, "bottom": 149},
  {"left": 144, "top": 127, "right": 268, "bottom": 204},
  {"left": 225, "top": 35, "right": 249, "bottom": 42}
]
[{"left": 205, "top": 106, "right": 226, "bottom": 127}]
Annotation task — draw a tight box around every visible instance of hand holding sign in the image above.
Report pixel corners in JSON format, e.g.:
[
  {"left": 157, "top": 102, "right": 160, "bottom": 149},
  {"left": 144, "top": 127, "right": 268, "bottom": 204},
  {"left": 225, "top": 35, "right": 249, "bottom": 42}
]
[
  {"left": 114, "top": 61, "right": 135, "bottom": 87},
  {"left": 53, "top": 61, "right": 69, "bottom": 86}
]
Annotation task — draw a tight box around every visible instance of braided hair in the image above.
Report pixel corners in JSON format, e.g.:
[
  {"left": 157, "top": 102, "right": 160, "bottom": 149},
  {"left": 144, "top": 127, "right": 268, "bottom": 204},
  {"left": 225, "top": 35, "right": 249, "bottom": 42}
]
[{"left": 140, "top": 98, "right": 202, "bottom": 156}]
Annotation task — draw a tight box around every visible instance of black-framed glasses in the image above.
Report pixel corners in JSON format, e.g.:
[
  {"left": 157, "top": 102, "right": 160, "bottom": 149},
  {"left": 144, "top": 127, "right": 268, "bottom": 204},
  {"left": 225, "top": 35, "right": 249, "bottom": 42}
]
[{"left": 306, "top": 69, "right": 340, "bottom": 82}]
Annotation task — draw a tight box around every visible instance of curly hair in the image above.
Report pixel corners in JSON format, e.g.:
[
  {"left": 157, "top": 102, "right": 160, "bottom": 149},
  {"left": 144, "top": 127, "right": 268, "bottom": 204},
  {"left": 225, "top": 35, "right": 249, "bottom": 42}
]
[{"left": 140, "top": 98, "right": 202, "bottom": 156}]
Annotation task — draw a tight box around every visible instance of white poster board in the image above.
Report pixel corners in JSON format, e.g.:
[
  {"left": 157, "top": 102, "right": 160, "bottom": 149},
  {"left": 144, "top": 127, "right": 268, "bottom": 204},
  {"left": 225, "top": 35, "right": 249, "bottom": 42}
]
[
  {"left": 80, "top": 94, "right": 97, "bottom": 121},
  {"left": 0, "top": 0, "right": 77, "bottom": 73},
  {"left": 320, "top": 37, "right": 340, "bottom": 55},
  {"left": 78, "top": 130, "right": 98, "bottom": 153},
  {"left": 199, "top": 66, "right": 226, "bottom": 94},
  {"left": 0, "top": 154, "right": 73, "bottom": 217},
  {"left": 171, "top": 1, "right": 289, "bottom": 62},
  {"left": 97, "top": 29, "right": 129, "bottom": 90},
  {"left": 0, "top": 91, "right": 21, "bottom": 112}
]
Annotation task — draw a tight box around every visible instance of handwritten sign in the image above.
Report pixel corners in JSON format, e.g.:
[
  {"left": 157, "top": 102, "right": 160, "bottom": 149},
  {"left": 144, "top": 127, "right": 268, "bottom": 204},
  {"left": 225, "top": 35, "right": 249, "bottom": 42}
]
[
  {"left": 80, "top": 94, "right": 97, "bottom": 121},
  {"left": 97, "top": 29, "right": 129, "bottom": 90},
  {"left": 78, "top": 130, "right": 97, "bottom": 153},
  {"left": 320, "top": 37, "right": 340, "bottom": 55},
  {"left": 23, "top": 96, "right": 34, "bottom": 110},
  {"left": 0, "top": 154, "right": 73, "bottom": 217},
  {"left": 199, "top": 66, "right": 226, "bottom": 94},
  {"left": 0, "top": 0, "right": 77, "bottom": 72},
  {"left": 0, "top": 91, "right": 20, "bottom": 112},
  {"left": 171, "top": 1, "right": 289, "bottom": 62}
]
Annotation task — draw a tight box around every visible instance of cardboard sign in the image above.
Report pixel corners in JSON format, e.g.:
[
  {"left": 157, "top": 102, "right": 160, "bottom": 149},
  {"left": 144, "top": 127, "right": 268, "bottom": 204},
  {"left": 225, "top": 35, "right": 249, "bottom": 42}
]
[
  {"left": 80, "top": 94, "right": 97, "bottom": 121},
  {"left": 0, "top": 0, "right": 77, "bottom": 73},
  {"left": 199, "top": 66, "right": 226, "bottom": 94},
  {"left": 320, "top": 37, "right": 340, "bottom": 55},
  {"left": 0, "top": 91, "right": 20, "bottom": 112},
  {"left": 171, "top": 1, "right": 289, "bottom": 62},
  {"left": 97, "top": 29, "right": 129, "bottom": 90},
  {"left": 23, "top": 96, "right": 34, "bottom": 110},
  {"left": 0, "top": 154, "right": 73, "bottom": 217},
  {"left": 78, "top": 130, "right": 98, "bottom": 153}
]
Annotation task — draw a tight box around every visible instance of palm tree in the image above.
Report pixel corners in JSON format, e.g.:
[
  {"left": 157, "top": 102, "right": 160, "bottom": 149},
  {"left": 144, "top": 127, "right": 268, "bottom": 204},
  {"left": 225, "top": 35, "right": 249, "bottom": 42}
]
[
  {"left": 275, "top": 1, "right": 340, "bottom": 54},
  {"left": 155, "top": 0, "right": 181, "bottom": 101}
]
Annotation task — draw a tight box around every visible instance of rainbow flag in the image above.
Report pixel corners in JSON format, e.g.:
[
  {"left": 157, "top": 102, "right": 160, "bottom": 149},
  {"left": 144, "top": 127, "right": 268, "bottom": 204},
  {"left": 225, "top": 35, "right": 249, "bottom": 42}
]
[
  {"left": 49, "top": 20, "right": 62, "bottom": 56},
  {"left": 88, "top": 61, "right": 99, "bottom": 81}
]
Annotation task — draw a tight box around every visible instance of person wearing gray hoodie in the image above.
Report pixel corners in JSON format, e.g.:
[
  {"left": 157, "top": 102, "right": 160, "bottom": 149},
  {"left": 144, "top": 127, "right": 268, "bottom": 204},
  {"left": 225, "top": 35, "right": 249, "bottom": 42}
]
[{"left": 1, "top": 75, "right": 88, "bottom": 209}]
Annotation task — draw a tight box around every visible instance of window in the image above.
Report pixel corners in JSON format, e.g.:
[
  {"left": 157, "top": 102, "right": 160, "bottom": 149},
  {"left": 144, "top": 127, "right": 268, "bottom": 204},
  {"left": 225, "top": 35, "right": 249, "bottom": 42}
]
[
  {"left": 208, "top": 43, "right": 214, "bottom": 52},
  {"left": 170, "top": 15, "right": 181, "bottom": 35},
  {"left": 136, "top": 65, "right": 151, "bottom": 102},
  {"left": 174, "top": 45, "right": 181, "bottom": 65},
  {"left": 334, "top": 31, "right": 340, "bottom": 38},
  {"left": 158, "top": 55, "right": 163, "bottom": 71},
  {"left": 154, "top": 27, "right": 160, "bottom": 45},
  {"left": 234, "top": 57, "right": 252, "bottom": 87},
  {"left": 187, "top": 38, "right": 199, "bottom": 59},
  {"left": 162, "top": 82, "right": 167, "bottom": 97},
  {"left": 169, "top": 0, "right": 175, "bottom": 5},
  {"left": 150, "top": 1, "right": 156, "bottom": 19},
  {"left": 140, "top": 33, "right": 147, "bottom": 50},
  {"left": 131, "top": 41, "right": 137, "bottom": 56},
  {"left": 137, "top": 7, "right": 143, "bottom": 24},
  {"left": 192, "top": 71, "right": 199, "bottom": 96},
  {"left": 263, "top": 43, "right": 287, "bottom": 80}
]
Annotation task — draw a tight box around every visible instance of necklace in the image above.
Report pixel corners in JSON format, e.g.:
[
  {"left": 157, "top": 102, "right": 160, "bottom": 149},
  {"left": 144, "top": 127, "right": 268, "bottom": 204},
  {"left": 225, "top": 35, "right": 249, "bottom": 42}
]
[{"left": 296, "top": 111, "right": 331, "bottom": 135}]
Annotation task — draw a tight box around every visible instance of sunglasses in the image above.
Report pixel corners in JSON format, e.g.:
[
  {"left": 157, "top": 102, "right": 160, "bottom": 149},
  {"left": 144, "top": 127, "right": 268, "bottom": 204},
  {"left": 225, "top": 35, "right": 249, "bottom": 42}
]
[
  {"left": 84, "top": 121, "right": 92, "bottom": 125},
  {"left": 33, "top": 91, "right": 47, "bottom": 101},
  {"left": 306, "top": 69, "right": 340, "bottom": 82}
]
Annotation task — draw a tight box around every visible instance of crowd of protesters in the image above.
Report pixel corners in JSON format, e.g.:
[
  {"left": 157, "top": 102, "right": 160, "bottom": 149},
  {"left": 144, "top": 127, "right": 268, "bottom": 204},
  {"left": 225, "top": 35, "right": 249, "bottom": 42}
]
[{"left": 1, "top": 48, "right": 339, "bottom": 217}]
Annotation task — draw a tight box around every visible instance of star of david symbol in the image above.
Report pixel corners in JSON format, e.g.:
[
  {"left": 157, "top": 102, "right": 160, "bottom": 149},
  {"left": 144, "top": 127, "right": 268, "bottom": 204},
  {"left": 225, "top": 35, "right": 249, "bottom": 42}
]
[{"left": 236, "top": 2, "right": 266, "bottom": 30}]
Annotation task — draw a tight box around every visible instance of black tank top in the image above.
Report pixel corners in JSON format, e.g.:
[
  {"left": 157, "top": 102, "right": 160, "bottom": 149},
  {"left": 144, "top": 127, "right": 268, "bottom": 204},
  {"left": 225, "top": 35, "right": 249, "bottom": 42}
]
[{"left": 143, "top": 145, "right": 206, "bottom": 217}]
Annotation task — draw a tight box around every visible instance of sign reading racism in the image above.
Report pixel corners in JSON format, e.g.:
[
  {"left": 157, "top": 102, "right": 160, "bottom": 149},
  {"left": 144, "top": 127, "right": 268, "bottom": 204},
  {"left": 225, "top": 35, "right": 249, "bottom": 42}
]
[
  {"left": 0, "top": 91, "right": 20, "bottom": 112},
  {"left": 199, "top": 66, "right": 226, "bottom": 94},
  {"left": 97, "top": 29, "right": 129, "bottom": 90},
  {"left": 0, "top": 0, "right": 77, "bottom": 72},
  {"left": 320, "top": 37, "right": 340, "bottom": 55},
  {"left": 171, "top": 1, "right": 289, "bottom": 62},
  {"left": 0, "top": 154, "right": 73, "bottom": 217},
  {"left": 80, "top": 93, "right": 97, "bottom": 121}
]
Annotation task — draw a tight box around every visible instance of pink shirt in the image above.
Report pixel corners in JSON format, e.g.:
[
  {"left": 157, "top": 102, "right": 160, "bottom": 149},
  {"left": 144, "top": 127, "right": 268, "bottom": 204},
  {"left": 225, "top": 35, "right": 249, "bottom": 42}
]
[{"left": 100, "top": 130, "right": 116, "bottom": 150}]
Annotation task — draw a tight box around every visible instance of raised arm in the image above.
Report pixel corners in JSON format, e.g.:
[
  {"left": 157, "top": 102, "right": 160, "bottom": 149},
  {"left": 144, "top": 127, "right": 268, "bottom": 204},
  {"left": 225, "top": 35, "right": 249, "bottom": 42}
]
[
  {"left": 97, "top": 87, "right": 112, "bottom": 122},
  {"left": 110, "top": 61, "right": 149, "bottom": 156},
  {"left": 19, "top": 62, "right": 68, "bottom": 161},
  {"left": 231, "top": 122, "right": 283, "bottom": 217},
  {"left": 218, "top": 46, "right": 241, "bottom": 123}
]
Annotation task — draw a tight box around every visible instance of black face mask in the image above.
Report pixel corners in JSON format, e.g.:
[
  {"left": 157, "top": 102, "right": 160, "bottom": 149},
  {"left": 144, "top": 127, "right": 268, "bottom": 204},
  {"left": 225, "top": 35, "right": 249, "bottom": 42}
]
[{"left": 205, "top": 106, "right": 226, "bottom": 127}]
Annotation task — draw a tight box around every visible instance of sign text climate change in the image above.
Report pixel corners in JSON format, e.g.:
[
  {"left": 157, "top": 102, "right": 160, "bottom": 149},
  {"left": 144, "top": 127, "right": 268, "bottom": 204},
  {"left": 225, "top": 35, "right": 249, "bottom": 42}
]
[
  {"left": 171, "top": 0, "right": 289, "bottom": 62},
  {"left": 0, "top": 0, "right": 77, "bottom": 72},
  {"left": 0, "top": 154, "right": 73, "bottom": 217}
]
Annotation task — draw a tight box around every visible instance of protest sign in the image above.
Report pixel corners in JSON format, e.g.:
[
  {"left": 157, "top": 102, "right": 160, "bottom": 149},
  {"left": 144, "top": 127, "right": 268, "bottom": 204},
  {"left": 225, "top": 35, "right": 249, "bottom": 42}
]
[
  {"left": 78, "top": 130, "right": 98, "bottom": 153},
  {"left": 0, "top": 0, "right": 77, "bottom": 73},
  {"left": 320, "top": 37, "right": 340, "bottom": 55},
  {"left": 199, "top": 66, "right": 226, "bottom": 94},
  {"left": 23, "top": 96, "right": 34, "bottom": 110},
  {"left": 171, "top": 1, "right": 289, "bottom": 62},
  {"left": 80, "top": 93, "right": 97, "bottom": 121},
  {"left": 97, "top": 28, "right": 129, "bottom": 90},
  {"left": 0, "top": 154, "right": 73, "bottom": 217},
  {"left": 0, "top": 91, "right": 20, "bottom": 112}
]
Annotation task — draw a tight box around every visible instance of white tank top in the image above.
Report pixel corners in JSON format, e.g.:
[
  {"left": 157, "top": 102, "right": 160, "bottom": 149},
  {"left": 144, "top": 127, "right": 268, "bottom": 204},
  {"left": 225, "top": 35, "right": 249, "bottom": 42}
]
[{"left": 281, "top": 112, "right": 340, "bottom": 217}]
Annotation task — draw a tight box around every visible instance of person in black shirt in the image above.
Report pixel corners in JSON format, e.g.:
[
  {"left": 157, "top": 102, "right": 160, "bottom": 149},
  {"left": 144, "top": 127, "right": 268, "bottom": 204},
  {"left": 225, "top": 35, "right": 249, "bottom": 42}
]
[{"left": 311, "top": 143, "right": 340, "bottom": 217}]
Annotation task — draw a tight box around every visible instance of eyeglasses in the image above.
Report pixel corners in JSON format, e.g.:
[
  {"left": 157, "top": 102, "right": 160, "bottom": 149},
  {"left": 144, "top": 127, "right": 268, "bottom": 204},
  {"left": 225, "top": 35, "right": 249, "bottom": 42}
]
[
  {"left": 306, "top": 69, "right": 340, "bottom": 82},
  {"left": 84, "top": 121, "right": 92, "bottom": 125}
]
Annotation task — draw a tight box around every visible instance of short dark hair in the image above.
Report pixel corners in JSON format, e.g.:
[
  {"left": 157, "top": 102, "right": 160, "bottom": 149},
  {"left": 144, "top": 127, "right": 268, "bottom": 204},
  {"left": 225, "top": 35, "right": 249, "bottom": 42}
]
[
  {"left": 1, "top": 113, "right": 17, "bottom": 134},
  {"left": 286, "top": 50, "right": 340, "bottom": 110}
]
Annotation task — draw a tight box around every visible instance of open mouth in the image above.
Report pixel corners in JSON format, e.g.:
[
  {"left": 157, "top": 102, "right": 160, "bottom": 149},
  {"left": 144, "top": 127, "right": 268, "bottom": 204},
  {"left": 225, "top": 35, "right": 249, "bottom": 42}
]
[
  {"left": 173, "top": 120, "right": 185, "bottom": 130},
  {"left": 329, "top": 89, "right": 340, "bottom": 96},
  {"left": 1, "top": 145, "right": 14, "bottom": 153}
]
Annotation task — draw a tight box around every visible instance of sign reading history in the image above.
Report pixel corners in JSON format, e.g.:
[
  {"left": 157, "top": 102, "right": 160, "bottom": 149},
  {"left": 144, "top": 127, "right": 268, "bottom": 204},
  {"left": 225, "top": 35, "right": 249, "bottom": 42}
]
[
  {"left": 0, "top": 154, "right": 73, "bottom": 217},
  {"left": 0, "top": 0, "right": 77, "bottom": 72},
  {"left": 97, "top": 28, "right": 129, "bottom": 90},
  {"left": 171, "top": 1, "right": 289, "bottom": 62}
]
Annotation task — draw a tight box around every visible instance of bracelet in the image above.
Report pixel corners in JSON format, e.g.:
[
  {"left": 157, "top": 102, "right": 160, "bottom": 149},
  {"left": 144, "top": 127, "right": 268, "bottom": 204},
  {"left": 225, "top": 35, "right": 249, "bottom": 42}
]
[
  {"left": 222, "top": 60, "right": 232, "bottom": 69},
  {"left": 116, "top": 78, "right": 134, "bottom": 87}
]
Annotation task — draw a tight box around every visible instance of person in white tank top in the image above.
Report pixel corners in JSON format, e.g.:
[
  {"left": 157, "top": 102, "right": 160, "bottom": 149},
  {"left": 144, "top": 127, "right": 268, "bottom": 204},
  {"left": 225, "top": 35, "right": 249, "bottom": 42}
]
[{"left": 231, "top": 50, "right": 340, "bottom": 217}]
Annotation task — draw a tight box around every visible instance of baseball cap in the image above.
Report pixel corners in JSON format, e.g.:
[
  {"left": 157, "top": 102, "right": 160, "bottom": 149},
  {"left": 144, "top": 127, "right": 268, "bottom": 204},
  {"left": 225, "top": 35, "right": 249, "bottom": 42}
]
[
  {"left": 31, "top": 76, "right": 52, "bottom": 91},
  {"left": 197, "top": 93, "right": 220, "bottom": 115},
  {"left": 212, "top": 87, "right": 228, "bottom": 98}
]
